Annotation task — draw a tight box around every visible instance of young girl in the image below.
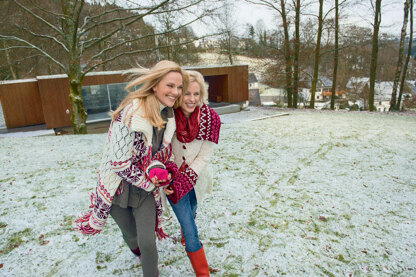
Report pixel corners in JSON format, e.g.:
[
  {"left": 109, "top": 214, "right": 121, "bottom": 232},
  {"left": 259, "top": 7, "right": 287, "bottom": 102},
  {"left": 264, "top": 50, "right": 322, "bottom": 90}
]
[
  {"left": 167, "top": 70, "right": 221, "bottom": 276},
  {"left": 74, "top": 60, "right": 188, "bottom": 276}
]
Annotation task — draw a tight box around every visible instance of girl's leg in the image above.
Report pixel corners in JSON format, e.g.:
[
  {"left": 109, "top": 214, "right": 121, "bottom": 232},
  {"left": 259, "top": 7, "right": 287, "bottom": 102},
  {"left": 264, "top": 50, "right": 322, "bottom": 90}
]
[
  {"left": 133, "top": 190, "right": 158, "bottom": 277},
  {"left": 109, "top": 205, "right": 138, "bottom": 250},
  {"left": 169, "top": 191, "right": 201, "bottom": 253},
  {"left": 188, "top": 189, "right": 198, "bottom": 219}
]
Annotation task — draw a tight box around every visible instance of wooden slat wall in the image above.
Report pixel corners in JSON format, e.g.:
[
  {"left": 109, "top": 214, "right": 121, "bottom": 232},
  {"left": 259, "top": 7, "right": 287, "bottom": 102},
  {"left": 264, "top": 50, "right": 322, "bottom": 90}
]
[
  {"left": 37, "top": 76, "right": 71, "bottom": 129},
  {"left": 38, "top": 73, "right": 127, "bottom": 128},
  {"left": 0, "top": 80, "right": 44, "bottom": 128},
  {"left": 193, "top": 65, "right": 248, "bottom": 103}
]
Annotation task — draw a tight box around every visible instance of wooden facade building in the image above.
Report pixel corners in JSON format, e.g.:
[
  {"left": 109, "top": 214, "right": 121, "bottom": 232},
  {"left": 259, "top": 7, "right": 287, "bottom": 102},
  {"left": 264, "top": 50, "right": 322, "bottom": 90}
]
[{"left": 0, "top": 65, "right": 248, "bottom": 129}]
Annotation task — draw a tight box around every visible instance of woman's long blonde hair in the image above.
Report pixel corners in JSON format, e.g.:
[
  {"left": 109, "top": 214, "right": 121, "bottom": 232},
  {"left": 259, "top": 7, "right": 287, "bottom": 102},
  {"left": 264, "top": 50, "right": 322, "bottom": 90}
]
[
  {"left": 112, "top": 60, "right": 189, "bottom": 129},
  {"left": 174, "top": 70, "right": 208, "bottom": 109}
]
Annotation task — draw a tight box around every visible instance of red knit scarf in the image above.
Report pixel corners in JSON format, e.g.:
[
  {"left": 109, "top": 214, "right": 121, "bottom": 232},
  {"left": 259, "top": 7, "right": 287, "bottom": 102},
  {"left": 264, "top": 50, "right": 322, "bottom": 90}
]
[{"left": 174, "top": 106, "right": 201, "bottom": 143}]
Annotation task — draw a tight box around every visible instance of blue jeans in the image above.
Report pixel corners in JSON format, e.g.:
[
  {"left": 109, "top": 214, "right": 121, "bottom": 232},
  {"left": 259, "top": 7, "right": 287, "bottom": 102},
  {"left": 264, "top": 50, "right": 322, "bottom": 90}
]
[{"left": 168, "top": 189, "right": 202, "bottom": 253}]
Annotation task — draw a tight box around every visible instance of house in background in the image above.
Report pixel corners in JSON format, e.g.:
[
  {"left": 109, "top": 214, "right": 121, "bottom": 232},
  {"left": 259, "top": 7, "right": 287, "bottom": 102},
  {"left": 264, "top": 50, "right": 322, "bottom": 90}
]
[
  {"left": 346, "top": 77, "right": 413, "bottom": 111},
  {"left": 299, "top": 76, "right": 334, "bottom": 109}
]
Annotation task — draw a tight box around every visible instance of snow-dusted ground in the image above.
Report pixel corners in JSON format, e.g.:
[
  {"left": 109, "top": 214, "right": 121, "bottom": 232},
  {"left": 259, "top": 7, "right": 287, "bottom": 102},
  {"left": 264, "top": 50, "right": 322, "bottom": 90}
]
[
  {"left": 1, "top": 108, "right": 416, "bottom": 276},
  {"left": 0, "top": 101, "right": 5, "bottom": 128}
]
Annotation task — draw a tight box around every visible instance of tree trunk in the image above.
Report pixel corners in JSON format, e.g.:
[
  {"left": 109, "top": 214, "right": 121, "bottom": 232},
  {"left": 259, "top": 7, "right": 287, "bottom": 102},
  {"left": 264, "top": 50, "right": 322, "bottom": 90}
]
[
  {"left": 68, "top": 75, "right": 88, "bottom": 134},
  {"left": 369, "top": 0, "right": 382, "bottom": 112},
  {"left": 61, "top": 0, "right": 88, "bottom": 134},
  {"left": 397, "top": 0, "right": 413, "bottom": 110},
  {"left": 3, "top": 41, "right": 17, "bottom": 79},
  {"left": 309, "top": 0, "right": 324, "bottom": 109},
  {"left": 390, "top": 0, "right": 410, "bottom": 111},
  {"left": 330, "top": 0, "right": 339, "bottom": 110},
  {"left": 228, "top": 31, "right": 233, "bottom": 64},
  {"left": 281, "top": 0, "right": 293, "bottom": 107},
  {"left": 292, "top": 0, "right": 300, "bottom": 108}
]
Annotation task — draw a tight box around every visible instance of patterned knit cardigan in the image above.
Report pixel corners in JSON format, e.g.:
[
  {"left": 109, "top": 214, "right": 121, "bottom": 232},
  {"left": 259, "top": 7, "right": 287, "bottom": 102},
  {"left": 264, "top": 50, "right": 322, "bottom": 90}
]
[{"left": 74, "top": 99, "right": 177, "bottom": 239}]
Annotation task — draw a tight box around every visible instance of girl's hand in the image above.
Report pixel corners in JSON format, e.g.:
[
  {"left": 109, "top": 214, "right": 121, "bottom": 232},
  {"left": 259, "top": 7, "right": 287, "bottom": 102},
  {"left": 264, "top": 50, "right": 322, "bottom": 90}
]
[{"left": 164, "top": 186, "right": 174, "bottom": 195}]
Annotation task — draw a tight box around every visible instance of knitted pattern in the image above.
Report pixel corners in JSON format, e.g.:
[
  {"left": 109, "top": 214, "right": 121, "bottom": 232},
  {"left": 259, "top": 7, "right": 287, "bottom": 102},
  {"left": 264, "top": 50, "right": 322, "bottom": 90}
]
[
  {"left": 196, "top": 104, "right": 221, "bottom": 144},
  {"left": 168, "top": 165, "right": 198, "bottom": 204},
  {"left": 74, "top": 100, "right": 177, "bottom": 238}
]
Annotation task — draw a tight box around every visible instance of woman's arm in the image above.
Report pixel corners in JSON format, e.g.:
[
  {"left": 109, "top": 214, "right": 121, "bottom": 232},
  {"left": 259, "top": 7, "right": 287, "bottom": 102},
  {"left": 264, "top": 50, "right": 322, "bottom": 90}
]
[
  {"left": 108, "top": 121, "right": 155, "bottom": 192},
  {"left": 186, "top": 140, "right": 215, "bottom": 176},
  {"left": 168, "top": 141, "right": 215, "bottom": 204}
]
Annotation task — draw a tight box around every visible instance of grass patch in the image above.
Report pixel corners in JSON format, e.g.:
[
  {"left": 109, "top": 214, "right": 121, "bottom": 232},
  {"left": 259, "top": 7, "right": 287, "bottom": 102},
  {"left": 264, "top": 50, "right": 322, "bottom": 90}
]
[{"left": 1, "top": 227, "right": 32, "bottom": 254}]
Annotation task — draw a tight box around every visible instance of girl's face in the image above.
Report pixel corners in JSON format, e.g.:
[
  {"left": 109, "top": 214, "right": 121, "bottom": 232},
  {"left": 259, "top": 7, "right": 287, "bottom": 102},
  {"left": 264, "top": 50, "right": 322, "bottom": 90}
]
[
  {"left": 181, "top": 81, "right": 201, "bottom": 118},
  {"left": 153, "top": 72, "right": 183, "bottom": 107}
]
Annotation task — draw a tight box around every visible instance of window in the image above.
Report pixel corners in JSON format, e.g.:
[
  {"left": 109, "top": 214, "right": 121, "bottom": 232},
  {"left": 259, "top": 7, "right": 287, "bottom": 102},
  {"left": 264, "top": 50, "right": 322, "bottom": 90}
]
[{"left": 82, "top": 82, "right": 128, "bottom": 115}]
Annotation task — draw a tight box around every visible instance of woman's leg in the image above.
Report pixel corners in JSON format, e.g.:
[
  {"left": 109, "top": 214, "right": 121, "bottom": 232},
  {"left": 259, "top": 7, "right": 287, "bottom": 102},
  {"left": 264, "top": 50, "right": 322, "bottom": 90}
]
[
  {"left": 132, "top": 190, "right": 158, "bottom": 277},
  {"left": 169, "top": 190, "right": 201, "bottom": 253},
  {"left": 109, "top": 205, "right": 138, "bottom": 250},
  {"left": 188, "top": 189, "right": 198, "bottom": 219}
]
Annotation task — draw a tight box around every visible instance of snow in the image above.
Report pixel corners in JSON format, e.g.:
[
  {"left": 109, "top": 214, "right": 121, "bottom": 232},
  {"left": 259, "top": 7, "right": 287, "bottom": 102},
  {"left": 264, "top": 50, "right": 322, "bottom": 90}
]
[
  {"left": 0, "top": 129, "right": 55, "bottom": 138},
  {"left": 0, "top": 78, "right": 37, "bottom": 85},
  {"left": 1, "top": 108, "right": 416, "bottom": 276}
]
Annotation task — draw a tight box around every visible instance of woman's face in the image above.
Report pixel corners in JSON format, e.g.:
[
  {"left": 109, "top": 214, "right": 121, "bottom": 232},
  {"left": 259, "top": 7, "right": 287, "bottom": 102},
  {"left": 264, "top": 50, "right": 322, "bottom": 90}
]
[
  {"left": 153, "top": 72, "right": 183, "bottom": 107},
  {"left": 181, "top": 81, "right": 201, "bottom": 118}
]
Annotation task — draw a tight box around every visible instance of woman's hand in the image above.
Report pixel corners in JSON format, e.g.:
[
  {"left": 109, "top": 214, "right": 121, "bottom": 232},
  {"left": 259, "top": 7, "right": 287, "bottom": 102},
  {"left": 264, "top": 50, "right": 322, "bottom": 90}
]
[
  {"left": 149, "top": 168, "right": 171, "bottom": 186},
  {"left": 163, "top": 186, "right": 174, "bottom": 195}
]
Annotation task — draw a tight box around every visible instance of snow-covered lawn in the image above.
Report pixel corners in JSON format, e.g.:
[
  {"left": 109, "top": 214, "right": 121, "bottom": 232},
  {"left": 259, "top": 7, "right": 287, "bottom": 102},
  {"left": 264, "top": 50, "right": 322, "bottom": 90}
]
[{"left": 1, "top": 108, "right": 415, "bottom": 276}]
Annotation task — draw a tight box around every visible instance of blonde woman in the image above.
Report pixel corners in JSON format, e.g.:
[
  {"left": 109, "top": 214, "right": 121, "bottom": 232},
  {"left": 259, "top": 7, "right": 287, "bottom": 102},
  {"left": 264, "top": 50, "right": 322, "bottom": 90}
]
[
  {"left": 74, "top": 60, "right": 188, "bottom": 276},
  {"left": 167, "top": 70, "right": 221, "bottom": 276}
]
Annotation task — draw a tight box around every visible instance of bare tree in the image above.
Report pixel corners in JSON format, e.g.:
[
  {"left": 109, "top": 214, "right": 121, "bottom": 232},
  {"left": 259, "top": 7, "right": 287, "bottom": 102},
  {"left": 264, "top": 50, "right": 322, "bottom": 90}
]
[
  {"left": 292, "top": 0, "right": 300, "bottom": 108},
  {"left": 215, "top": 2, "right": 239, "bottom": 65},
  {"left": 330, "top": 0, "right": 339, "bottom": 110},
  {"left": 397, "top": 0, "right": 413, "bottom": 110},
  {"left": 390, "top": 0, "right": 410, "bottom": 111},
  {"left": 368, "top": 0, "right": 382, "bottom": 112},
  {"left": 245, "top": 0, "right": 293, "bottom": 107},
  {"left": 308, "top": 0, "right": 324, "bottom": 109},
  {"left": 0, "top": 0, "right": 209, "bottom": 134},
  {"left": 280, "top": 0, "right": 294, "bottom": 107}
]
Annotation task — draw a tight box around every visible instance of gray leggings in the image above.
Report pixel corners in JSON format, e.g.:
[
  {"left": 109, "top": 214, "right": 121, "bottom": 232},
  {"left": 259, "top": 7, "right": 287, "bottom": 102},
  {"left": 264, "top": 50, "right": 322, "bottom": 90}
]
[{"left": 110, "top": 191, "right": 158, "bottom": 277}]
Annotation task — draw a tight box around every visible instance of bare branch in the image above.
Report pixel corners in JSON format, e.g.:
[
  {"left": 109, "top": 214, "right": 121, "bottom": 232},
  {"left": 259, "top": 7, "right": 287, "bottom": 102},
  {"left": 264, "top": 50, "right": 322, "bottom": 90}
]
[
  {"left": 0, "top": 35, "right": 66, "bottom": 71},
  {"left": 13, "top": 0, "right": 64, "bottom": 37},
  {"left": 84, "top": 32, "right": 222, "bottom": 74},
  {"left": 80, "top": 0, "right": 169, "bottom": 36},
  {"left": 148, "top": 0, "right": 205, "bottom": 15},
  {"left": 29, "top": 0, "right": 66, "bottom": 18},
  {"left": 85, "top": 12, "right": 208, "bottom": 67},
  {"left": 80, "top": 1, "right": 168, "bottom": 30},
  {"left": 15, "top": 25, "right": 69, "bottom": 52},
  {"left": 244, "top": 0, "right": 283, "bottom": 16}
]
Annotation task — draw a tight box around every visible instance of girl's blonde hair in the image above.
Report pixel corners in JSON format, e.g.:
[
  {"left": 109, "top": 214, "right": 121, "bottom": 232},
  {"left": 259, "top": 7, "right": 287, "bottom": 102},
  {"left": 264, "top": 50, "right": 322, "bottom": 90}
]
[
  {"left": 174, "top": 70, "right": 208, "bottom": 109},
  {"left": 112, "top": 60, "right": 189, "bottom": 129}
]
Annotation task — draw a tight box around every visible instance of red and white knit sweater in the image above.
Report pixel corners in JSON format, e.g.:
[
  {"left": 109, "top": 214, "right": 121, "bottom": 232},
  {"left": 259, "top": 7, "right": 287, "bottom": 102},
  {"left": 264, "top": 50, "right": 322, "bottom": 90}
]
[
  {"left": 74, "top": 99, "right": 176, "bottom": 238},
  {"left": 170, "top": 104, "right": 221, "bottom": 202}
]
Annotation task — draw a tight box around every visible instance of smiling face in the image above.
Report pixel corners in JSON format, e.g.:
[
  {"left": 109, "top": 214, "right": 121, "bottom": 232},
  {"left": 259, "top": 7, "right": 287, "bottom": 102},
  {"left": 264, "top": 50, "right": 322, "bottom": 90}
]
[
  {"left": 181, "top": 81, "right": 201, "bottom": 118},
  {"left": 152, "top": 71, "right": 183, "bottom": 107}
]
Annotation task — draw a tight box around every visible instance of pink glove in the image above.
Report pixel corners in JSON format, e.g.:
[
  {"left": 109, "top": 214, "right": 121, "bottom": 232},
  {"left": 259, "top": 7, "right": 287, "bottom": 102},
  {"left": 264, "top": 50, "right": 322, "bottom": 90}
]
[{"left": 148, "top": 168, "right": 170, "bottom": 186}]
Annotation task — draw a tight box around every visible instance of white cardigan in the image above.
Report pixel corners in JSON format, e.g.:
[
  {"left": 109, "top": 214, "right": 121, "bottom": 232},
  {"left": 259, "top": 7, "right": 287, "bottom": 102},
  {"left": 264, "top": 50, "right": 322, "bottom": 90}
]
[{"left": 171, "top": 135, "right": 216, "bottom": 201}]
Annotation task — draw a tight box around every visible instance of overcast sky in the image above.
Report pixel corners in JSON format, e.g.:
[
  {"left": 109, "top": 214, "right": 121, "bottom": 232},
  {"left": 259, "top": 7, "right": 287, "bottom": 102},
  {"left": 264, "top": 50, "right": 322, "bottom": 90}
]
[{"left": 192, "top": 0, "right": 407, "bottom": 38}]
